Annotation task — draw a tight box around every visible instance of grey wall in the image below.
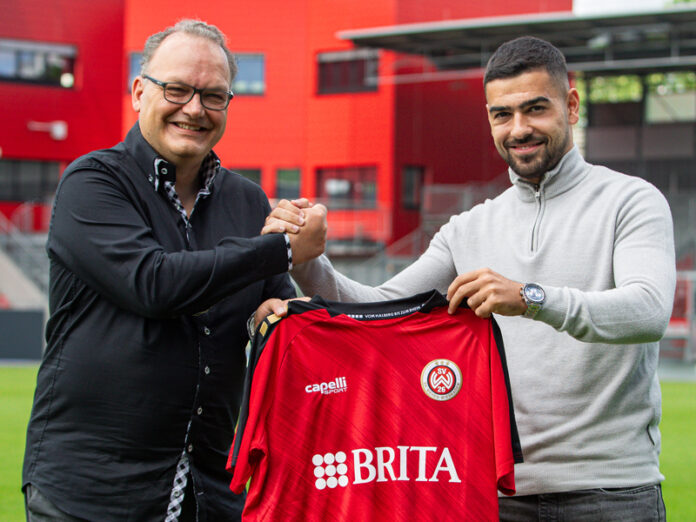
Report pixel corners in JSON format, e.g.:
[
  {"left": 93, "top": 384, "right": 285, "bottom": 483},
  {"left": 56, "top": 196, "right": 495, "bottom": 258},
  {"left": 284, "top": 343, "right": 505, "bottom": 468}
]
[{"left": 0, "top": 310, "right": 44, "bottom": 360}]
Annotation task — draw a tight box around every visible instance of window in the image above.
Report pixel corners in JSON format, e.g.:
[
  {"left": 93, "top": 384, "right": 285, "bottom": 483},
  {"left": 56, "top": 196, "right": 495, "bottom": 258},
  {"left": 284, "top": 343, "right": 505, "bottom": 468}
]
[
  {"left": 233, "top": 54, "right": 265, "bottom": 95},
  {"left": 645, "top": 72, "right": 696, "bottom": 123},
  {"left": 0, "top": 39, "right": 76, "bottom": 88},
  {"left": 588, "top": 74, "right": 643, "bottom": 104},
  {"left": 402, "top": 166, "right": 424, "bottom": 210},
  {"left": 276, "top": 168, "right": 300, "bottom": 200},
  {"left": 316, "top": 166, "right": 377, "bottom": 209},
  {"left": 127, "top": 52, "right": 142, "bottom": 91},
  {"left": 128, "top": 52, "right": 265, "bottom": 95},
  {"left": 317, "top": 49, "right": 378, "bottom": 94},
  {"left": 231, "top": 168, "right": 261, "bottom": 185},
  {"left": 0, "top": 160, "right": 60, "bottom": 201}
]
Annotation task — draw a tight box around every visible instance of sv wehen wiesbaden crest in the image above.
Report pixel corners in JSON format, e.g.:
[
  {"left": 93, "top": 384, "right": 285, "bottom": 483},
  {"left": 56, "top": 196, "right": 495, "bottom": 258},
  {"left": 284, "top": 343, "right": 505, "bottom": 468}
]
[{"left": 420, "top": 359, "right": 462, "bottom": 401}]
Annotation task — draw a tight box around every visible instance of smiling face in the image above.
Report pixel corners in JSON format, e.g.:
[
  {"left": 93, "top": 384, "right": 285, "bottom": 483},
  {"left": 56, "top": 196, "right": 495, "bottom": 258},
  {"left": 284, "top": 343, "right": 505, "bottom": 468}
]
[
  {"left": 131, "top": 32, "right": 231, "bottom": 170},
  {"left": 485, "top": 69, "right": 579, "bottom": 184}
]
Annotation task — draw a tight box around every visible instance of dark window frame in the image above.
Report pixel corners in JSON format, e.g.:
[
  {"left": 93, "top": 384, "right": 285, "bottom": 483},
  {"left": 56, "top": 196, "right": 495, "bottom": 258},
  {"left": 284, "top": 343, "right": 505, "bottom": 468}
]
[
  {"left": 276, "top": 168, "right": 301, "bottom": 200},
  {"left": 0, "top": 38, "right": 76, "bottom": 88},
  {"left": 316, "top": 165, "right": 377, "bottom": 209},
  {"left": 317, "top": 49, "right": 378, "bottom": 95},
  {"left": 230, "top": 167, "right": 262, "bottom": 185},
  {"left": 0, "top": 159, "right": 60, "bottom": 202},
  {"left": 232, "top": 54, "right": 266, "bottom": 96},
  {"left": 402, "top": 165, "right": 425, "bottom": 210}
]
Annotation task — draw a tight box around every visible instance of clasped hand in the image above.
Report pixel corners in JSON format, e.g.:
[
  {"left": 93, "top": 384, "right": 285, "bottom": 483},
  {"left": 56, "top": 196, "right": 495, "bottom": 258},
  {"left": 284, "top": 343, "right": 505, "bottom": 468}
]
[
  {"left": 263, "top": 198, "right": 328, "bottom": 265},
  {"left": 260, "top": 199, "right": 528, "bottom": 322}
]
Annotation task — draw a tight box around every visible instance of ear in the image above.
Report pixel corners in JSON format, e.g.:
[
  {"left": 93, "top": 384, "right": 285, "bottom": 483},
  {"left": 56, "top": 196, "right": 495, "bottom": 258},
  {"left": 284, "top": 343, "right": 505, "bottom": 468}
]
[
  {"left": 485, "top": 103, "right": 494, "bottom": 126},
  {"left": 566, "top": 87, "right": 580, "bottom": 125},
  {"left": 132, "top": 76, "right": 145, "bottom": 113}
]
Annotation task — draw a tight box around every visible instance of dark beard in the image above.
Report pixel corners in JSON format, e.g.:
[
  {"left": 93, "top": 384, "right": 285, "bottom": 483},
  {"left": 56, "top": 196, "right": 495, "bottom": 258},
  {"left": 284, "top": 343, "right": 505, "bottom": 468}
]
[{"left": 504, "top": 131, "right": 569, "bottom": 181}]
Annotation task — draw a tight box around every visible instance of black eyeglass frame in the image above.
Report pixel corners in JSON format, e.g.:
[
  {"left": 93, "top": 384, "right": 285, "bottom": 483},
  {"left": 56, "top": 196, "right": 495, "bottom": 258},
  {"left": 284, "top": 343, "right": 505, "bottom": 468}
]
[{"left": 143, "top": 74, "right": 234, "bottom": 111}]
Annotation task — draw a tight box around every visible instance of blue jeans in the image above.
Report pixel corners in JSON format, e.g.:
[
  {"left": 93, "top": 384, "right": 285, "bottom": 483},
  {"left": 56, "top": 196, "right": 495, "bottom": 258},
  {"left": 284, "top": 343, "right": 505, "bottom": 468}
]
[{"left": 498, "top": 484, "right": 666, "bottom": 522}]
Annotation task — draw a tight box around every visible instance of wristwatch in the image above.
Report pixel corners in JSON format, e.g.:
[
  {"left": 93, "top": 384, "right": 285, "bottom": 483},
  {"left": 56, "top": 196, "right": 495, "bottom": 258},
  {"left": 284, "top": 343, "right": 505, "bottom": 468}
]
[{"left": 521, "top": 283, "right": 545, "bottom": 319}]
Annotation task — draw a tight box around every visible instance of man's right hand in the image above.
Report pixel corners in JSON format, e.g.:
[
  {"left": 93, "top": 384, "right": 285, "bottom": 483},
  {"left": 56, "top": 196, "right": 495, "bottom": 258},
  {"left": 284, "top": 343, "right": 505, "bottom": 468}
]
[
  {"left": 263, "top": 199, "right": 327, "bottom": 265},
  {"left": 262, "top": 198, "right": 314, "bottom": 235}
]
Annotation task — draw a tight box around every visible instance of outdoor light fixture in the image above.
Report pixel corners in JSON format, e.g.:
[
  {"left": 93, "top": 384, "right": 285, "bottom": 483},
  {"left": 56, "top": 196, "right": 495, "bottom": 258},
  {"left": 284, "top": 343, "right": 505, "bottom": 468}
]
[{"left": 27, "top": 120, "right": 68, "bottom": 141}]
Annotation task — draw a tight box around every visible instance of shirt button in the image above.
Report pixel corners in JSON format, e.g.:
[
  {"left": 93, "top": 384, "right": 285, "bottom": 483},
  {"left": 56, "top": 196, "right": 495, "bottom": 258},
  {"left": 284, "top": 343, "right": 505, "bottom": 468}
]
[
  {"left": 197, "top": 407, "right": 203, "bottom": 415},
  {"left": 188, "top": 444, "right": 194, "bottom": 453},
  {"left": 204, "top": 366, "right": 211, "bottom": 375},
  {"left": 203, "top": 326, "right": 211, "bottom": 336}
]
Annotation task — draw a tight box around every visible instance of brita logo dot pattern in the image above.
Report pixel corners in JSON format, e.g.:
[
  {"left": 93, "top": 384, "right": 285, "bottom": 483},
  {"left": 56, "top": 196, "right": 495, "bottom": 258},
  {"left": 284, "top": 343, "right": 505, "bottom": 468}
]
[{"left": 313, "top": 451, "right": 349, "bottom": 490}]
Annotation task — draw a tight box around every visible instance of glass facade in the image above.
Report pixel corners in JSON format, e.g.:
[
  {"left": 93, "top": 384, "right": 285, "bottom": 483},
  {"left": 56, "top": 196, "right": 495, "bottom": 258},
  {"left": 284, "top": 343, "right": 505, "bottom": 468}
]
[
  {"left": 232, "top": 54, "right": 265, "bottom": 95},
  {"left": 316, "top": 166, "right": 377, "bottom": 208},
  {"left": 0, "top": 39, "right": 76, "bottom": 88},
  {"left": 317, "top": 49, "right": 378, "bottom": 94},
  {"left": 402, "top": 165, "right": 424, "bottom": 210},
  {"left": 232, "top": 168, "right": 262, "bottom": 185},
  {"left": 0, "top": 159, "right": 60, "bottom": 201},
  {"left": 276, "top": 168, "right": 300, "bottom": 200}
]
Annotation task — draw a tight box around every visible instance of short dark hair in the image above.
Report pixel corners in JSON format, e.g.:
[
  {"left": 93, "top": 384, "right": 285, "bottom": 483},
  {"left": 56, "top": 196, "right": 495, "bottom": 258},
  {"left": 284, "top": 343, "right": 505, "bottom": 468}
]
[
  {"left": 140, "top": 19, "right": 238, "bottom": 84},
  {"left": 484, "top": 36, "right": 569, "bottom": 92}
]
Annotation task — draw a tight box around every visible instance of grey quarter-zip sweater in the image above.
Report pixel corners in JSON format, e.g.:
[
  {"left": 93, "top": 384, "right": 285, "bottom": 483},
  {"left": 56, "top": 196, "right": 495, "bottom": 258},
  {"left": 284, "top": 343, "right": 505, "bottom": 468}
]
[{"left": 290, "top": 146, "right": 676, "bottom": 495}]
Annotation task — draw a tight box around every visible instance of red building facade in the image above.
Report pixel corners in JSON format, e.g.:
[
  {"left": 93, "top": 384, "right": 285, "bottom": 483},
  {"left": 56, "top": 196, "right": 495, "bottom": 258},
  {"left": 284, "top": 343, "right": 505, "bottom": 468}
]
[
  {"left": 0, "top": 0, "right": 124, "bottom": 230},
  {"left": 3, "top": 0, "right": 570, "bottom": 242}
]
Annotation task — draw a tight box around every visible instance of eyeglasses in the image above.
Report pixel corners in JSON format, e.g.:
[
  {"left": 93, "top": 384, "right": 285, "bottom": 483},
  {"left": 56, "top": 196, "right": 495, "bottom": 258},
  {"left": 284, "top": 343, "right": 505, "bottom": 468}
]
[{"left": 143, "top": 75, "right": 234, "bottom": 111}]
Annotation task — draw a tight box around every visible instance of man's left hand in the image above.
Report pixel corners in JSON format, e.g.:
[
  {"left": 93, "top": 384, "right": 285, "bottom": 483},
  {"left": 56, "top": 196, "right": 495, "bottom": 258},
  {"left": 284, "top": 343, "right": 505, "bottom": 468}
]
[{"left": 447, "top": 268, "right": 526, "bottom": 318}]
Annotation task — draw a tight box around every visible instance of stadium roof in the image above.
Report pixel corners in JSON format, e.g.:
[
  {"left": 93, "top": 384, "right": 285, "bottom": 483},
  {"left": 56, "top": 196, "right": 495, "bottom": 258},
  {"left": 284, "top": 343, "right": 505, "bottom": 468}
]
[{"left": 337, "top": 6, "right": 696, "bottom": 75}]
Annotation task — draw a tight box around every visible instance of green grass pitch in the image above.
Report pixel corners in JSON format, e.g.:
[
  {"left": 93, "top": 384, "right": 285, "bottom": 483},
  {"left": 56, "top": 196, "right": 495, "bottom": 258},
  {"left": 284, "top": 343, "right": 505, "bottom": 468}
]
[{"left": 1, "top": 366, "right": 694, "bottom": 520}]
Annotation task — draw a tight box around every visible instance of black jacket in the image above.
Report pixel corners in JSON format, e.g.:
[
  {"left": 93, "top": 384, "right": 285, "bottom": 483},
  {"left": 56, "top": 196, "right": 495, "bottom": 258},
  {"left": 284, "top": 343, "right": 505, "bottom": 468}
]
[{"left": 23, "top": 124, "right": 295, "bottom": 521}]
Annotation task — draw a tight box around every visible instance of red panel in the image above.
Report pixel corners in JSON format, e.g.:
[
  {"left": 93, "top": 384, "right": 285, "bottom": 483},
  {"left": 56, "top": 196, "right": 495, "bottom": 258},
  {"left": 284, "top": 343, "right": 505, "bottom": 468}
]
[
  {"left": 389, "top": 0, "right": 572, "bottom": 241},
  {"left": 2, "top": 0, "right": 576, "bottom": 243},
  {"left": 305, "top": 0, "right": 397, "bottom": 223},
  {"left": 123, "top": 1, "right": 312, "bottom": 199},
  {"left": 0, "top": 201, "right": 51, "bottom": 232},
  {"left": 0, "top": 0, "right": 124, "bottom": 162},
  {"left": 122, "top": 0, "right": 573, "bottom": 246}
]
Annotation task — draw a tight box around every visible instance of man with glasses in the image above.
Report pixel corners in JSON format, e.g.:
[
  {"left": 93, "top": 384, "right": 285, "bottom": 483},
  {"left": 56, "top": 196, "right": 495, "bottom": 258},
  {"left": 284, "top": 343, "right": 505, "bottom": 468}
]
[{"left": 22, "top": 19, "right": 325, "bottom": 522}]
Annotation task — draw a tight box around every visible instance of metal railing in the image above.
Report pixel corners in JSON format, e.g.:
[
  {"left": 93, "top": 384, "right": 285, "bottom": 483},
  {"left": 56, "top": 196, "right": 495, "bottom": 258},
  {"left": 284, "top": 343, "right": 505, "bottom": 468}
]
[
  {"left": 342, "top": 181, "right": 508, "bottom": 285},
  {"left": 0, "top": 209, "right": 49, "bottom": 295},
  {"left": 662, "top": 271, "right": 696, "bottom": 363}
]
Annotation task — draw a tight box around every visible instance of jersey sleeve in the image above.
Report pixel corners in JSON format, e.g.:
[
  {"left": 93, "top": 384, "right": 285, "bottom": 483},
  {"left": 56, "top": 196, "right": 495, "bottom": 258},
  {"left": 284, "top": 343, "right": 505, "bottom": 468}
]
[
  {"left": 489, "top": 318, "right": 521, "bottom": 495},
  {"left": 227, "top": 316, "right": 281, "bottom": 494},
  {"left": 227, "top": 368, "right": 269, "bottom": 493},
  {"left": 227, "top": 311, "right": 310, "bottom": 495}
]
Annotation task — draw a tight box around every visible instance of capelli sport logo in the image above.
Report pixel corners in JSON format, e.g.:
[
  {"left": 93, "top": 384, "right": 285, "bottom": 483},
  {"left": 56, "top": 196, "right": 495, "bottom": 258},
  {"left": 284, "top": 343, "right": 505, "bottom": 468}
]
[
  {"left": 420, "top": 359, "right": 462, "bottom": 401},
  {"left": 305, "top": 377, "right": 348, "bottom": 395}
]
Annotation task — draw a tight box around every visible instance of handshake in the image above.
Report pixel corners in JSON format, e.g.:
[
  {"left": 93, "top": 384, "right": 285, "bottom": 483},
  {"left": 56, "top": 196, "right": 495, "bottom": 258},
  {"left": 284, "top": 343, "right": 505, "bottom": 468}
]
[{"left": 263, "top": 198, "right": 328, "bottom": 266}]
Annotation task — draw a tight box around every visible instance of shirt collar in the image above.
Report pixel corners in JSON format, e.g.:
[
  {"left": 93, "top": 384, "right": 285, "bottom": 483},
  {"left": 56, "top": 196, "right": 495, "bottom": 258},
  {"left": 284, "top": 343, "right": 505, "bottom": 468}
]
[
  {"left": 123, "top": 123, "right": 221, "bottom": 194},
  {"left": 509, "top": 146, "right": 592, "bottom": 202},
  {"left": 151, "top": 152, "right": 220, "bottom": 194}
]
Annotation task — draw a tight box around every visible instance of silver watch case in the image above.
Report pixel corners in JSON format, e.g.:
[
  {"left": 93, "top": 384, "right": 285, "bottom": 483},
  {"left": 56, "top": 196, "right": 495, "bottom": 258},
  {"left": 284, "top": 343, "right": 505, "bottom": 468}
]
[{"left": 522, "top": 283, "right": 545, "bottom": 319}]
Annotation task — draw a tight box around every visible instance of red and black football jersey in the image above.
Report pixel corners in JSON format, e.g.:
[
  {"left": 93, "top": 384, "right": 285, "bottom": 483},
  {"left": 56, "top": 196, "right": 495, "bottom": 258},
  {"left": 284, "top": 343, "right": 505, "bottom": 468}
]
[{"left": 228, "top": 290, "right": 522, "bottom": 521}]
